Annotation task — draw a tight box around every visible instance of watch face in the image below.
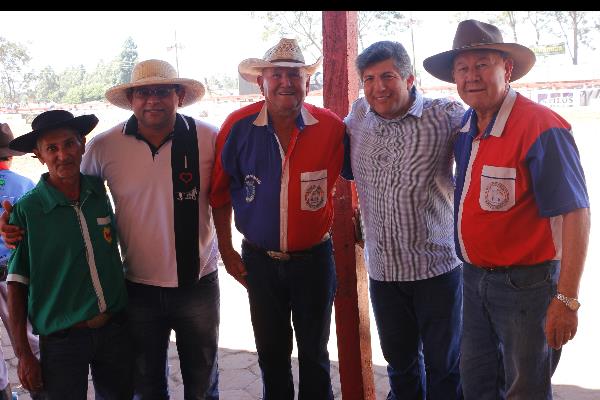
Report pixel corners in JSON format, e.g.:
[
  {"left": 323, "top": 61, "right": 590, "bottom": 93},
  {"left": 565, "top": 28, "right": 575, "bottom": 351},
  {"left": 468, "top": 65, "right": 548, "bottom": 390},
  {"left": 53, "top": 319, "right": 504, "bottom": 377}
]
[{"left": 569, "top": 299, "right": 581, "bottom": 311}]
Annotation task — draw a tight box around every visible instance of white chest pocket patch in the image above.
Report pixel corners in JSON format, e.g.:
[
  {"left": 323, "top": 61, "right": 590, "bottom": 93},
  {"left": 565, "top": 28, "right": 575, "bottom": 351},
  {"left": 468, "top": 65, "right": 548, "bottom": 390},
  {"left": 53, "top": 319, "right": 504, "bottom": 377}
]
[
  {"left": 479, "top": 165, "right": 516, "bottom": 212},
  {"left": 300, "top": 170, "right": 327, "bottom": 211},
  {"left": 97, "top": 216, "right": 111, "bottom": 225}
]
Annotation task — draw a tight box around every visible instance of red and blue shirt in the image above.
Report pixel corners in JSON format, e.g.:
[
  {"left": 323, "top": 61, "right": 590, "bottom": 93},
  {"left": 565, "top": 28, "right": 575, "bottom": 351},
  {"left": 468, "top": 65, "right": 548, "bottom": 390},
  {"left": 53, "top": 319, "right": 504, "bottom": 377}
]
[
  {"left": 454, "top": 89, "right": 589, "bottom": 267},
  {"left": 210, "top": 101, "right": 345, "bottom": 252}
]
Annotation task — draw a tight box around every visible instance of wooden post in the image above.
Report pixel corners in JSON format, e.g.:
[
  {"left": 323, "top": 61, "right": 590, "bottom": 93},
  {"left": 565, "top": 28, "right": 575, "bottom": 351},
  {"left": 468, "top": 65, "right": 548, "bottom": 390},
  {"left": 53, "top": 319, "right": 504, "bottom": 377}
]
[{"left": 322, "top": 11, "right": 376, "bottom": 400}]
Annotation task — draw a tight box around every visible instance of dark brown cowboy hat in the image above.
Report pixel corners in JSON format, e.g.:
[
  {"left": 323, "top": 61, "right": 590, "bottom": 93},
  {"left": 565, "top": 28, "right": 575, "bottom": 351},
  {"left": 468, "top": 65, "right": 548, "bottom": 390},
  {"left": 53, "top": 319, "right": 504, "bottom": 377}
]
[
  {"left": 9, "top": 110, "right": 98, "bottom": 153},
  {"left": 0, "top": 123, "right": 25, "bottom": 157},
  {"left": 422, "top": 19, "right": 536, "bottom": 83}
]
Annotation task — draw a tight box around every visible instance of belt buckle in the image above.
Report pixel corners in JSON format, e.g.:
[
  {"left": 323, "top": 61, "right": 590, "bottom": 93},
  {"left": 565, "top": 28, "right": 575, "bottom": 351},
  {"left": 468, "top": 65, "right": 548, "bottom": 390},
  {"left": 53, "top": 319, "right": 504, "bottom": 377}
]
[{"left": 266, "top": 251, "right": 291, "bottom": 261}]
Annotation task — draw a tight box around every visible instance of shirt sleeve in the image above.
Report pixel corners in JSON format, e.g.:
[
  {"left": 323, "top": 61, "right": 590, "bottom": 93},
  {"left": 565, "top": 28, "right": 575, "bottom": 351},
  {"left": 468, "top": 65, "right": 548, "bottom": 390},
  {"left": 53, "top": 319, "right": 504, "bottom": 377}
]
[
  {"left": 527, "top": 127, "right": 589, "bottom": 217},
  {"left": 208, "top": 118, "right": 235, "bottom": 209},
  {"left": 447, "top": 100, "right": 467, "bottom": 135},
  {"left": 7, "top": 204, "right": 30, "bottom": 285},
  {"left": 81, "top": 135, "right": 102, "bottom": 178}
]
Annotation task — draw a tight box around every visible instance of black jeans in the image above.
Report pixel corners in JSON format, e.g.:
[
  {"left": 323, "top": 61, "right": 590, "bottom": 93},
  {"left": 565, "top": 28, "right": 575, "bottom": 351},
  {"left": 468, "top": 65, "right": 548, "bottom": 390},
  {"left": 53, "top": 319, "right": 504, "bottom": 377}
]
[
  {"left": 39, "top": 312, "right": 133, "bottom": 399},
  {"left": 242, "top": 238, "right": 337, "bottom": 400},
  {"left": 126, "top": 271, "right": 220, "bottom": 400}
]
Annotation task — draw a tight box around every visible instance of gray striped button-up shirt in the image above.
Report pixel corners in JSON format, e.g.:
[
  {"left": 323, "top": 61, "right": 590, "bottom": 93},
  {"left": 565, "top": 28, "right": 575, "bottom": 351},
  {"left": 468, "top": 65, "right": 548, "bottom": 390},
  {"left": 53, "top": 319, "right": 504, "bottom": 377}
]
[{"left": 344, "top": 89, "right": 465, "bottom": 281}]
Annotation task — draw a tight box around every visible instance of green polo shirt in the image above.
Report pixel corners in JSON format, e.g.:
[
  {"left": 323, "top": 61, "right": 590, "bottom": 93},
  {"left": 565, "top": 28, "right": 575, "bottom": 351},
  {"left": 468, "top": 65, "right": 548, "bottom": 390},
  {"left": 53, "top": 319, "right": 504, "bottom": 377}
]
[{"left": 7, "top": 173, "right": 127, "bottom": 335}]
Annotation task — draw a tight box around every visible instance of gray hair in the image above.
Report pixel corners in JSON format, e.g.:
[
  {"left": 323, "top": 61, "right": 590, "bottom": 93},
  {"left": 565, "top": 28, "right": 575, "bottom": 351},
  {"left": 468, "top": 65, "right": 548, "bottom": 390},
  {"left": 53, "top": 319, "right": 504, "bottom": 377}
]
[{"left": 356, "top": 41, "right": 413, "bottom": 80}]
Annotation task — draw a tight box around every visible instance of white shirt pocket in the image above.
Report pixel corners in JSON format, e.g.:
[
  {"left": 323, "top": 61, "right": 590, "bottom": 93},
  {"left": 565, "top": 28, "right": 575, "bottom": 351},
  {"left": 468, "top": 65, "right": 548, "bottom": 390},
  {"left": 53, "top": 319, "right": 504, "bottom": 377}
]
[
  {"left": 97, "top": 216, "right": 111, "bottom": 225},
  {"left": 300, "top": 170, "right": 327, "bottom": 211},
  {"left": 479, "top": 165, "right": 516, "bottom": 212}
]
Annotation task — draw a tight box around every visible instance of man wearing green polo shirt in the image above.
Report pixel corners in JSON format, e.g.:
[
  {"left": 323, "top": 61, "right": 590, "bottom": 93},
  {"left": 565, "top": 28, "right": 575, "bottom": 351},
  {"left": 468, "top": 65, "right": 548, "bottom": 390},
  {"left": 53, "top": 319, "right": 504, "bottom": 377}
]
[{"left": 5, "top": 110, "right": 132, "bottom": 399}]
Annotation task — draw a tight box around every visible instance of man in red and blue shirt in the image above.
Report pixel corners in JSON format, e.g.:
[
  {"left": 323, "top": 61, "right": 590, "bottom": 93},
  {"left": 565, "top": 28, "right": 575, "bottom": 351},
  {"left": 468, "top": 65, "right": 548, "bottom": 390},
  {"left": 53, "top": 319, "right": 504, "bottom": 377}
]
[
  {"left": 210, "top": 38, "right": 345, "bottom": 400},
  {"left": 424, "top": 20, "right": 590, "bottom": 399}
]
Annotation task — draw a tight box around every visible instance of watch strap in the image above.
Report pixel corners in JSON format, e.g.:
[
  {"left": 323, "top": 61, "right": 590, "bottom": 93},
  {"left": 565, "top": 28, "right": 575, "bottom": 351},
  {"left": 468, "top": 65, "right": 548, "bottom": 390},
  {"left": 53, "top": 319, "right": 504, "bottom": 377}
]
[{"left": 555, "top": 292, "right": 579, "bottom": 310}]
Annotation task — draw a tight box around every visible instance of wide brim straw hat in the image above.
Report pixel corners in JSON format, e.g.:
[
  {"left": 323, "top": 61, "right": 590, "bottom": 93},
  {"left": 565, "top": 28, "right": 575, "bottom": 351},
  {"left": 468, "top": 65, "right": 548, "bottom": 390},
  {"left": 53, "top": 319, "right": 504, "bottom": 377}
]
[
  {"left": 105, "top": 59, "right": 206, "bottom": 110},
  {"left": 0, "top": 123, "right": 25, "bottom": 157},
  {"left": 9, "top": 110, "right": 98, "bottom": 153},
  {"left": 423, "top": 19, "right": 536, "bottom": 83},
  {"left": 238, "top": 38, "right": 322, "bottom": 83}
]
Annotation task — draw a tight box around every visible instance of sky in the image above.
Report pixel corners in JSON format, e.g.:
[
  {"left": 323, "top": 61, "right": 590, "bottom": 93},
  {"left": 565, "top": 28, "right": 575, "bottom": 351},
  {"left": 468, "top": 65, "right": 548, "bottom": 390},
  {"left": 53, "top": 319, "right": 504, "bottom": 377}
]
[
  {"left": 2, "top": 11, "right": 599, "bottom": 87},
  {"left": 1, "top": 11, "right": 268, "bottom": 82}
]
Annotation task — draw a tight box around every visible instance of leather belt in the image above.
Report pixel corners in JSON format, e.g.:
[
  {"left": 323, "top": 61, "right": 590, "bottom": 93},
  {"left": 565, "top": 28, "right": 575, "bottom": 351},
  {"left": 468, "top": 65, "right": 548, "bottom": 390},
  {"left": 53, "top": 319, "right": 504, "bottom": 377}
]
[
  {"left": 45, "top": 311, "right": 125, "bottom": 338},
  {"left": 266, "top": 250, "right": 294, "bottom": 261},
  {"left": 243, "top": 235, "right": 330, "bottom": 262},
  {"left": 482, "top": 261, "right": 552, "bottom": 273},
  {"left": 71, "top": 312, "right": 113, "bottom": 329}
]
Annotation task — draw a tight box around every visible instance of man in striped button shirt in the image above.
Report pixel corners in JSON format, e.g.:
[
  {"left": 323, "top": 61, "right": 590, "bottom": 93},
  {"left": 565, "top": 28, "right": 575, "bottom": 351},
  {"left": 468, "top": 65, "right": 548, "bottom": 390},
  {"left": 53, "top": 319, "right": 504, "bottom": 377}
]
[{"left": 342, "top": 41, "right": 465, "bottom": 400}]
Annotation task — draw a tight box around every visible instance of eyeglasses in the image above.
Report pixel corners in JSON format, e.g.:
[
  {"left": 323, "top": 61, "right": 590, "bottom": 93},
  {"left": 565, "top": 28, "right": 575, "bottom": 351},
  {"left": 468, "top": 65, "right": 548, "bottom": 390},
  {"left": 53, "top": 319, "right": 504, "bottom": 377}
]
[{"left": 132, "top": 86, "right": 178, "bottom": 99}]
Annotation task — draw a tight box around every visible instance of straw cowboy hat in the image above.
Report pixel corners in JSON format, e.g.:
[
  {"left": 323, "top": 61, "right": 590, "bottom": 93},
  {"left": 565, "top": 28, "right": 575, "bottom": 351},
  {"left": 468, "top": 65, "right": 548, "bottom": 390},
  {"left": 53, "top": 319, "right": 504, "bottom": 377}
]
[
  {"left": 238, "top": 38, "right": 322, "bottom": 83},
  {"left": 0, "top": 123, "right": 25, "bottom": 157},
  {"left": 422, "top": 19, "right": 536, "bottom": 83},
  {"left": 9, "top": 110, "right": 98, "bottom": 153},
  {"left": 105, "top": 59, "right": 206, "bottom": 110}
]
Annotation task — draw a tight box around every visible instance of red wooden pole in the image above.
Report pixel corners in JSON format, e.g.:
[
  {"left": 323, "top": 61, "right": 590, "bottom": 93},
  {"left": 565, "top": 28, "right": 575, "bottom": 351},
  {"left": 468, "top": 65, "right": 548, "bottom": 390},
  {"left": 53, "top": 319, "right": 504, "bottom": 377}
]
[{"left": 322, "top": 11, "right": 376, "bottom": 400}]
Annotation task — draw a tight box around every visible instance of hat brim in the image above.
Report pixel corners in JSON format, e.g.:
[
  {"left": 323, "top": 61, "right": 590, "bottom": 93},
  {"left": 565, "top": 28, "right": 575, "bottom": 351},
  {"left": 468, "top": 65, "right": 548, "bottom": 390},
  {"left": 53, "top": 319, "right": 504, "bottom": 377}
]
[
  {"left": 0, "top": 148, "right": 25, "bottom": 157},
  {"left": 238, "top": 57, "right": 323, "bottom": 84},
  {"left": 105, "top": 78, "right": 206, "bottom": 110},
  {"left": 9, "top": 114, "right": 99, "bottom": 153},
  {"left": 423, "top": 43, "right": 536, "bottom": 83}
]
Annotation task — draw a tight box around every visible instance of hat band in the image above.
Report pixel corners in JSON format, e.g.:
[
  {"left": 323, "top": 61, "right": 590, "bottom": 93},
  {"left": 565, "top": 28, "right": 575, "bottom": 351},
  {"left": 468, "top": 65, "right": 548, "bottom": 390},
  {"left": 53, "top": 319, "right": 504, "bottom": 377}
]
[
  {"left": 456, "top": 41, "right": 502, "bottom": 49},
  {"left": 269, "top": 58, "right": 304, "bottom": 64}
]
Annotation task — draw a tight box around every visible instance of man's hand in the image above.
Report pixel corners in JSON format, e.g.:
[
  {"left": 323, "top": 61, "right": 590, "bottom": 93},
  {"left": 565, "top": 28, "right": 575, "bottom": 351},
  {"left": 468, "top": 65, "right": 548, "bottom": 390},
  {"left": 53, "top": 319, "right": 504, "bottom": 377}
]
[
  {"left": 220, "top": 248, "right": 248, "bottom": 288},
  {"left": 0, "top": 200, "right": 23, "bottom": 248},
  {"left": 17, "top": 352, "right": 43, "bottom": 393},
  {"left": 545, "top": 298, "right": 578, "bottom": 350}
]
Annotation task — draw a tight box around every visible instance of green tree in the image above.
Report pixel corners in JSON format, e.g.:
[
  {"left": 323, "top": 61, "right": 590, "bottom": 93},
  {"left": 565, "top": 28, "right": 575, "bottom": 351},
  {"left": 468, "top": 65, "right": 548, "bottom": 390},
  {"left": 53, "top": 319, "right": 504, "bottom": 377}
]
[
  {"left": 62, "top": 85, "right": 86, "bottom": 104},
  {"left": 118, "top": 37, "right": 138, "bottom": 84},
  {"left": 254, "top": 11, "right": 410, "bottom": 60},
  {"left": 30, "top": 66, "right": 62, "bottom": 102},
  {"left": 0, "top": 37, "right": 31, "bottom": 103},
  {"left": 526, "top": 11, "right": 555, "bottom": 45},
  {"left": 358, "top": 11, "right": 408, "bottom": 50},
  {"left": 57, "top": 65, "right": 87, "bottom": 103},
  {"left": 256, "top": 11, "right": 323, "bottom": 60},
  {"left": 205, "top": 74, "right": 237, "bottom": 93},
  {"left": 487, "top": 11, "right": 525, "bottom": 42},
  {"left": 90, "top": 59, "right": 120, "bottom": 89},
  {"left": 25, "top": 37, "right": 137, "bottom": 104},
  {"left": 553, "top": 11, "right": 596, "bottom": 65}
]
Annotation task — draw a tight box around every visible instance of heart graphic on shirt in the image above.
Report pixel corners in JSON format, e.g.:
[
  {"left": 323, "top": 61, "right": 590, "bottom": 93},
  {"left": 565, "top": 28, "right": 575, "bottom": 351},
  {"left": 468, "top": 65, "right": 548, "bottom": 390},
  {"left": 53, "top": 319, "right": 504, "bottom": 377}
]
[{"left": 179, "top": 172, "right": 193, "bottom": 184}]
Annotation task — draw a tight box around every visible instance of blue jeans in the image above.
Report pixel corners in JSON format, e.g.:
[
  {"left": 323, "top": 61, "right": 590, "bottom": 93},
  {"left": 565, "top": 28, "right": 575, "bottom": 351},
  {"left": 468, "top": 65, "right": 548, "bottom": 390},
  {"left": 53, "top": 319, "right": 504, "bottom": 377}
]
[
  {"left": 242, "top": 238, "right": 337, "bottom": 400},
  {"left": 126, "top": 271, "right": 220, "bottom": 400},
  {"left": 370, "top": 266, "right": 463, "bottom": 400},
  {"left": 39, "top": 312, "right": 133, "bottom": 399},
  {"left": 461, "top": 262, "right": 560, "bottom": 400}
]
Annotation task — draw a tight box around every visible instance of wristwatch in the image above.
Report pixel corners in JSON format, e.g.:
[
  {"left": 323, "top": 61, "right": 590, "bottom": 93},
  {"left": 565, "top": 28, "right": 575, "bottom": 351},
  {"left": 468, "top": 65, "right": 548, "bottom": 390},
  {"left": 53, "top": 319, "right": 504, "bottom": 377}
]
[{"left": 555, "top": 293, "right": 581, "bottom": 311}]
